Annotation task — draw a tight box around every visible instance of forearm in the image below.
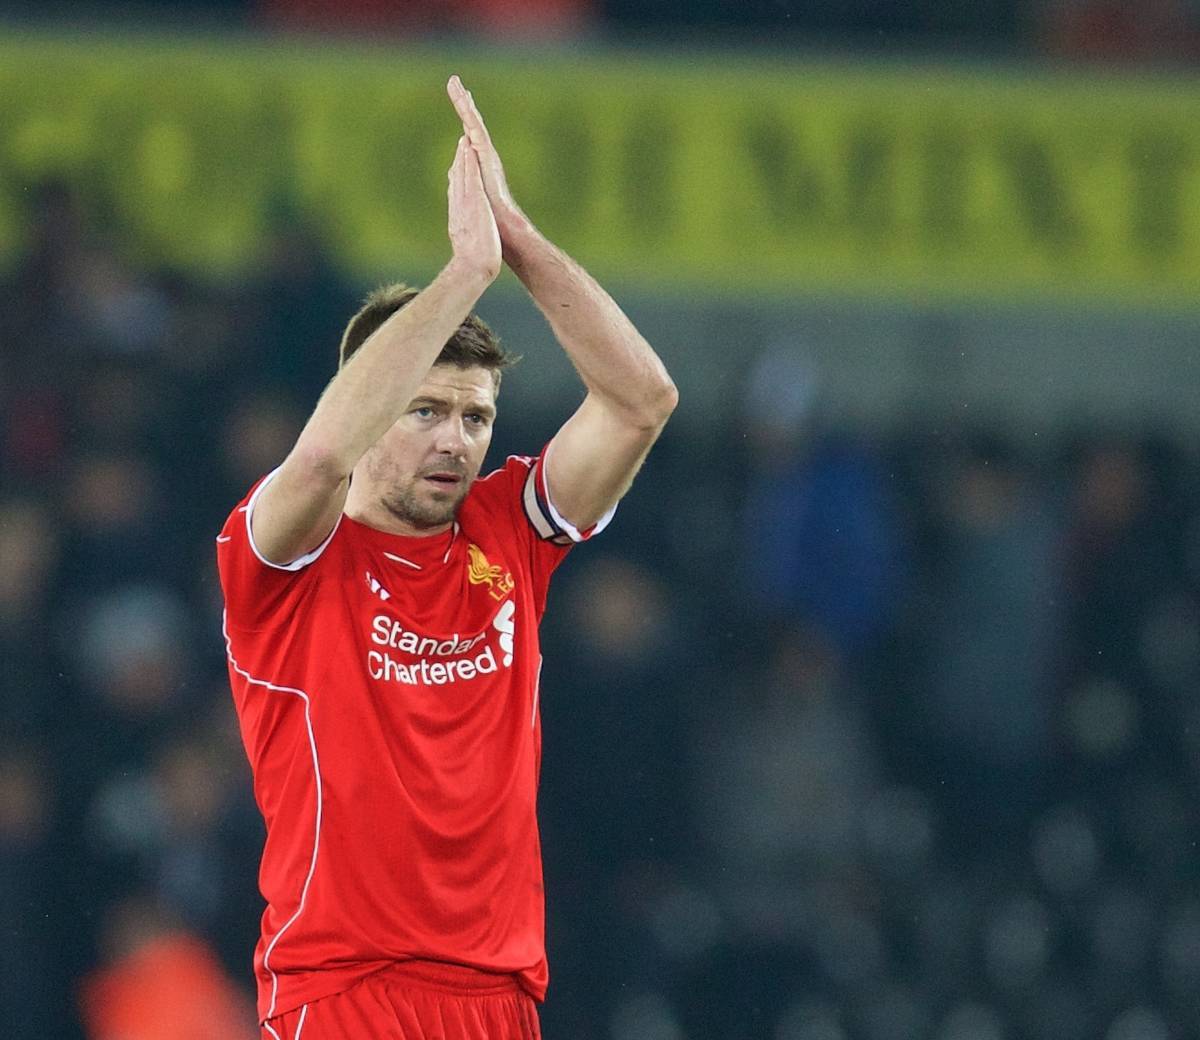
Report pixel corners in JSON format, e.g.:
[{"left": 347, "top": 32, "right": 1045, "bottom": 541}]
[
  {"left": 296, "top": 260, "right": 490, "bottom": 477},
  {"left": 505, "top": 222, "right": 677, "bottom": 425}
]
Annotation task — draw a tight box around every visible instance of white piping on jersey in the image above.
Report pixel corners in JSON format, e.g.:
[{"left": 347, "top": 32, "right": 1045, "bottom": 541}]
[
  {"left": 540, "top": 442, "right": 618, "bottom": 542},
  {"left": 245, "top": 467, "right": 342, "bottom": 573},
  {"left": 381, "top": 522, "right": 460, "bottom": 570},
  {"left": 262, "top": 1003, "right": 308, "bottom": 1040},
  {"left": 532, "top": 654, "right": 543, "bottom": 730},
  {"left": 222, "top": 612, "right": 324, "bottom": 1023},
  {"left": 216, "top": 535, "right": 231, "bottom": 543}
]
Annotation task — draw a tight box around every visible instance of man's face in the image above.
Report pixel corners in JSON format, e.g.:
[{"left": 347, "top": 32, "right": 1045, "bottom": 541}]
[{"left": 361, "top": 364, "right": 498, "bottom": 532}]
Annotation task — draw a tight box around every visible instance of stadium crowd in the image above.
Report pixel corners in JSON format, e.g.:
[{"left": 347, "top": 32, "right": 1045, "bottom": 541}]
[
  {"left": 4, "top": 0, "right": 1200, "bottom": 62},
  {"left": 2, "top": 180, "right": 1200, "bottom": 1040}
]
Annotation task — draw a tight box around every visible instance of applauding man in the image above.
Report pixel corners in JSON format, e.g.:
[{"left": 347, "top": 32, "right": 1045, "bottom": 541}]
[{"left": 217, "top": 77, "right": 677, "bottom": 1040}]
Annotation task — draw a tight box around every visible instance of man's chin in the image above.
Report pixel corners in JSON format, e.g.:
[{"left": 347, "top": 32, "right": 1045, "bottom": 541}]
[{"left": 384, "top": 487, "right": 466, "bottom": 530}]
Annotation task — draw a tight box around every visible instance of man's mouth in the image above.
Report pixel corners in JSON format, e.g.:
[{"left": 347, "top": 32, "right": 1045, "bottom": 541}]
[{"left": 423, "top": 472, "right": 463, "bottom": 486}]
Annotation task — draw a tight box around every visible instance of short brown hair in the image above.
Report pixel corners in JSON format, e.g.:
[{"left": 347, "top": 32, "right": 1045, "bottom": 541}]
[{"left": 338, "top": 283, "right": 519, "bottom": 387}]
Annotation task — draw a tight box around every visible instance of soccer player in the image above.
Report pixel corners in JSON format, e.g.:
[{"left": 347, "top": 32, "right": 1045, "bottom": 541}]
[{"left": 216, "top": 77, "right": 677, "bottom": 1039}]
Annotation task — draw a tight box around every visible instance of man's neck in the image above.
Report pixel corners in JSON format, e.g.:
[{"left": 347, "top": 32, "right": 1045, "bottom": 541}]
[{"left": 344, "top": 479, "right": 453, "bottom": 539}]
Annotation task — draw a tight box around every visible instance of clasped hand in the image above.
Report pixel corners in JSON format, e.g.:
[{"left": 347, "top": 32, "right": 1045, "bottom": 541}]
[{"left": 445, "top": 75, "right": 528, "bottom": 284}]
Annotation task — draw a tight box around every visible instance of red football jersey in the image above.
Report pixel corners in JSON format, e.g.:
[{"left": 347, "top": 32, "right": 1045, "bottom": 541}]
[{"left": 217, "top": 452, "right": 607, "bottom": 1023}]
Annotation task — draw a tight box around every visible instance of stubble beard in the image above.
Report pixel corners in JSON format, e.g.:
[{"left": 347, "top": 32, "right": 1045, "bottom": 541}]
[
  {"left": 381, "top": 478, "right": 467, "bottom": 530},
  {"left": 365, "top": 446, "right": 472, "bottom": 531}
]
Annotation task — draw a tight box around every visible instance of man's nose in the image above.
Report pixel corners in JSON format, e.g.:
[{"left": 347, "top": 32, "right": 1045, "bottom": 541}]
[{"left": 433, "top": 417, "right": 468, "bottom": 456}]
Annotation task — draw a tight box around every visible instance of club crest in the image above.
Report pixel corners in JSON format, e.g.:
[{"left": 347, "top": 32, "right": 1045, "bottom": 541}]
[{"left": 467, "top": 543, "right": 515, "bottom": 601}]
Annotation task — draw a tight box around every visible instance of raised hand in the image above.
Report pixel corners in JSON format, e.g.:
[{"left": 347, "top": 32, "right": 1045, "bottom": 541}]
[
  {"left": 447, "top": 76, "right": 529, "bottom": 248},
  {"left": 446, "top": 132, "right": 502, "bottom": 284}
]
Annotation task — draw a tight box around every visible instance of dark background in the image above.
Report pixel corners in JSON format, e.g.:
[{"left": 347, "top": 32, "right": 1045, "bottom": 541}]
[{"left": 1, "top": 2, "right": 1199, "bottom": 1038}]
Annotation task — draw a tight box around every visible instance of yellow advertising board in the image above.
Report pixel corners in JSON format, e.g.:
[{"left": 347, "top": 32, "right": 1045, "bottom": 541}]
[{"left": 0, "top": 32, "right": 1197, "bottom": 308}]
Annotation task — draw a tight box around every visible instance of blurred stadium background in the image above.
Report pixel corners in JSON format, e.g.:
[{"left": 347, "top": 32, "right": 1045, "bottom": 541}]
[{"left": 2, "top": 1, "right": 1199, "bottom": 1038}]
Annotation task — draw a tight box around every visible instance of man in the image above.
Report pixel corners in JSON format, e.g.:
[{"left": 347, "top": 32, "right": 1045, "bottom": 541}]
[{"left": 217, "top": 77, "right": 676, "bottom": 1039}]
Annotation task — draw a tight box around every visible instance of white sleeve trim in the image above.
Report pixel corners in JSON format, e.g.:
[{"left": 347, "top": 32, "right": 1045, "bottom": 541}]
[
  {"left": 245, "top": 466, "right": 342, "bottom": 572},
  {"left": 527, "top": 443, "right": 617, "bottom": 544},
  {"left": 543, "top": 473, "right": 617, "bottom": 543}
]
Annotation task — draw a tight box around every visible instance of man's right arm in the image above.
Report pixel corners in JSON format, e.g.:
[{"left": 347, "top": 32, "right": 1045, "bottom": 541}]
[{"left": 251, "top": 135, "right": 501, "bottom": 566}]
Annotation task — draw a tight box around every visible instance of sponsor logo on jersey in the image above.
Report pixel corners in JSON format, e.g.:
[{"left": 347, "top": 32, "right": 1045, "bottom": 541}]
[
  {"left": 466, "top": 543, "right": 515, "bottom": 602},
  {"left": 366, "top": 602, "right": 516, "bottom": 686}
]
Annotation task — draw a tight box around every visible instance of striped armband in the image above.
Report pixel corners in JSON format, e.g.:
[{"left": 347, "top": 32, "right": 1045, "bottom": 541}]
[{"left": 521, "top": 455, "right": 616, "bottom": 544}]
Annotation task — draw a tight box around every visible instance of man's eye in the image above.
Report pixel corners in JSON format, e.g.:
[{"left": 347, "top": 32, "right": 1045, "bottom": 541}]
[
  {"left": 414, "top": 407, "right": 434, "bottom": 418},
  {"left": 466, "top": 413, "right": 485, "bottom": 426}
]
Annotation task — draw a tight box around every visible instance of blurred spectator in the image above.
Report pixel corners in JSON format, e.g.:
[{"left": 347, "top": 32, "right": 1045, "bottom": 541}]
[
  {"left": 543, "top": 555, "right": 689, "bottom": 869},
  {"left": 0, "top": 181, "right": 87, "bottom": 488},
  {"left": 78, "top": 897, "right": 256, "bottom": 1040},
  {"left": 1061, "top": 439, "right": 1180, "bottom": 687},
  {"left": 1, "top": 180, "right": 90, "bottom": 364},
  {"left": 1058, "top": 438, "right": 1191, "bottom": 804},
  {"left": 0, "top": 496, "right": 63, "bottom": 736},
  {"left": 57, "top": 582, "right": 199, "bottom": 865},
  {"left": 212, "top": 391, "right": 305, "bottom": 511},
  {"left": 682, "top": 622, "right": 888, "bottom": 1036},
  {"left": 85, "top": 729, "right": 255, "bottom": 933},
  {"left": 71, "top": 246, "right": 172, "bottom": 360},
  {"left": 245, "top": 213, "right": 355, "bottom": 408},
  {"left": 0, "top": 379, "right": 69, "bottom": 487},
  {"left": 60, "top": 452, "right": 184, "bottom": 588},
  {"left": 738, "top": 349, "right": 906, "bottom": 661},
  {"left": 76, "top": 585, "right": 192, "bottom": 716},
  {"left": 693, "top": 623, "right": 879, "bottom": 881},
  {"left": 1034, "top": 0, "right": 1200, "bottom": 62},
  {"left": 0, "top": 746, "right": 66, "bottom": 1035},
  {"left": 915, "top": 434, "right": 1059, "bottom": 845},
  {"left": 260, "top": 0, "right": 594, "bottom": 38},
  {"left": 600, "top": 0, "right": 1023, "bottom": 47},
  {"left": 539, "top": 554, "right": 690, "bottom": 1038}
]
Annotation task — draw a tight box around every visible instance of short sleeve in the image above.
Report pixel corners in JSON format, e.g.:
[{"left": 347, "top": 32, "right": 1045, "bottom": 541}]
[
  {"left": 467, "top": 450, "right": 615, "bottom": 608},
  {"left": 215, "top": 469, "right": 340, "bottom": 630},
  {"left": 519, "top": 443, "right": 617, "bottom": 546}
]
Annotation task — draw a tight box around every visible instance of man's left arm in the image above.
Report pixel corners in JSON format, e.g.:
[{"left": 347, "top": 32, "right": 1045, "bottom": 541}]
[
  {"left": 507, "top": 233, "right": 678, "bottom": 532},
  {"left": 449, "top": 76, "right": 678, "bottom": 531}
]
